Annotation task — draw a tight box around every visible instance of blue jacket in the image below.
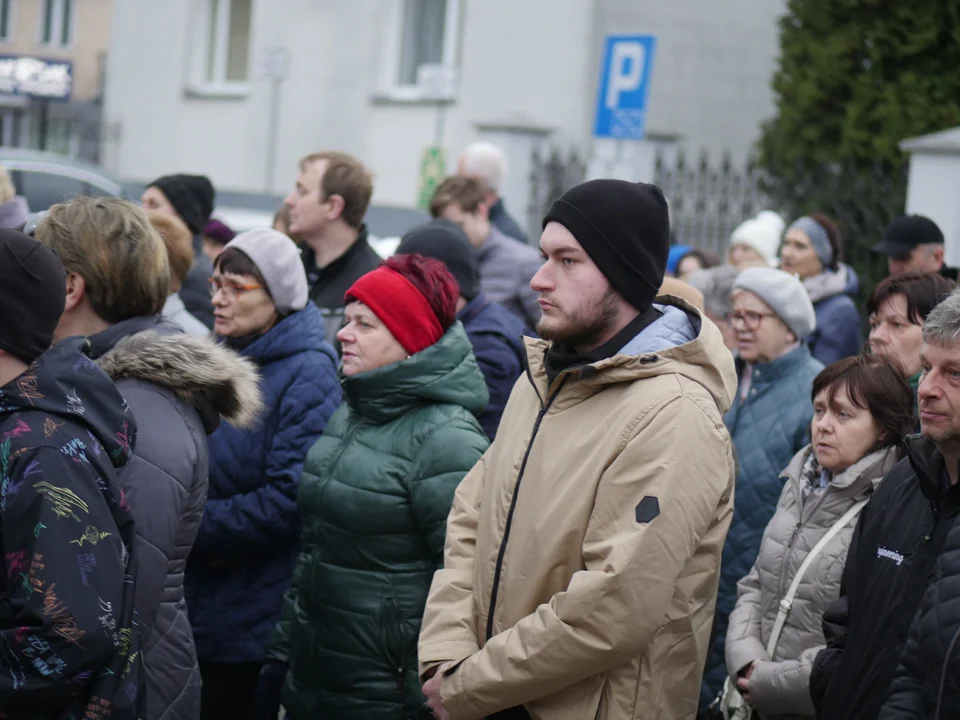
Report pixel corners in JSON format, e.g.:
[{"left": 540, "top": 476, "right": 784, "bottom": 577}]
[
  {"left": 185, "top": 303, "right": 341, "bottom": 664},
  {"left": 805, "top": 264, "right": 862, "bottom": 366},
  {"left": 700, "top": 344, "right": 823, "bottom": 708},
  {"left": 458, "top": 293, "right": 529, "bottom": 440}
]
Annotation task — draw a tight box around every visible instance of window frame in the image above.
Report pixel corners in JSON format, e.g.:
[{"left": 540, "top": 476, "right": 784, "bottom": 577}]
[
  {"left": 186, "top": 0, "right": 253, "bottom": 98},
  {"left": 0, "top": 0, "right": 15, "bottom": 43},
  {"left": 377, "top": 0, "right": 461, "bottom": 102},
  {"left": 38, "top": 0, "right": 73, "bottom": 48}
]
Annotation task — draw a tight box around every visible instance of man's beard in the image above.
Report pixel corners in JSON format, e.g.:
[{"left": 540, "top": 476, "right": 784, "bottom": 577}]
[{"left": 537, "top": 289, "right": 620, "bottom": 350}]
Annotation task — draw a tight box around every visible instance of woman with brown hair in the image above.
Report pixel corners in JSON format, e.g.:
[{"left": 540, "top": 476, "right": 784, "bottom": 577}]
[{"left": 723, "top": 356, "right": 914, "bottom": 719}]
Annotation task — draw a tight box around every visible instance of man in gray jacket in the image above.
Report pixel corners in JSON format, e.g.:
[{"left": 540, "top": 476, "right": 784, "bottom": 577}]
[
  {"left": 37, "top": 197, "right": 263, "bottom": 720},
  {"left": 431, "top": 175, "right": 542, "bottom": 329}
]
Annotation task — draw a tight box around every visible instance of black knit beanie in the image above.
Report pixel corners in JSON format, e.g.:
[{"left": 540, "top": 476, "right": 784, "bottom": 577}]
[
  {"left": 396, "top": 219, "right": 481, "bottom": 300},
  {"left": 148, "top": 174, "right": 215, "bottom": 234},
  {"left": 543, "top": 180, "right": 670, "bottom": 310},
  {"left": 0, "top": 229, "right": 67, "bottom": 364}
]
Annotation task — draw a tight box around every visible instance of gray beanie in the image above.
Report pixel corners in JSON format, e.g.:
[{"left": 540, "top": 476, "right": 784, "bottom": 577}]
[
  {"left": 225, "top": 228, "right": 308, "bottom": 314},
  {"left": 733, "top": 267, "right": 817, "bottom": 339}
]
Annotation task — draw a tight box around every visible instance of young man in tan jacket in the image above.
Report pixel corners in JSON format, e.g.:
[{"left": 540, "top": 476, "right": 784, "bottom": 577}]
[{"left": 419, "top": 179, "right": 738, "bottom": 720}]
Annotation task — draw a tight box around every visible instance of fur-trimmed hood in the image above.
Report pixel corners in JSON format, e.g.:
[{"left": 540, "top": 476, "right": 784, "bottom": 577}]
[{"left": 96, "top": 330, "right": 263, "bottom": 432}]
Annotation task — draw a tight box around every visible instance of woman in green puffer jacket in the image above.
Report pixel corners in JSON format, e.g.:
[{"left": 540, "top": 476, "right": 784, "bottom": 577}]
[{"left": 258, "top": 254, "right": 490, "bottom": 720}]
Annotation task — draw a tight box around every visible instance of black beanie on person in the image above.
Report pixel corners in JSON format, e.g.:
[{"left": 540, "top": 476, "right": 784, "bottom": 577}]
[
  {"left": 0, "top": 229, "right": 67, "bottom": 365},
  {"left": 543, "top": 179, "right": 670, "bottom": 310},
  {"left": 396, "top": 218, "right": 481, "bottom": 300},
  {"left": 148, "top": 174, "right": 215, "bottom": 234}
]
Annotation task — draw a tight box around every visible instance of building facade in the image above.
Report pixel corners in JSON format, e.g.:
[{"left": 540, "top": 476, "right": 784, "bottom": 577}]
[
  {"left": 0, "top": 0, "right": 111, "bottom": 161},
  {"left": 103, "top": 0, "right": 786, "bottom": 235}
]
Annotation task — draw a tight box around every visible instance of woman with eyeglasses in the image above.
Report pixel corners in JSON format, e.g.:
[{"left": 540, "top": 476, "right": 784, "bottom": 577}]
[
  {"left": 701, "top": 267, "right": 824, "bottom": 710},
  {"left": 184, "top": 228, "right": 342, "bottom": 720}
]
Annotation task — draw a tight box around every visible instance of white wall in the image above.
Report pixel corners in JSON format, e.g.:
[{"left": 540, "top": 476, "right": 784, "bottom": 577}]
[
  {"left": 594, "top": 0, "right": 787, "bottom": 162},
  {"left": 905, "top": 153, "right": 960, "bottom": 266},
  {"left": 104, "top": 0, "right": 783, "bottom": 208}
]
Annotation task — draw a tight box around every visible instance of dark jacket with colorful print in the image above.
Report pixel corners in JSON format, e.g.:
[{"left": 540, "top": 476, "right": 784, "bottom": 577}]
[{"left": 0, "top": 336, "right": 143, "bottom": 720}]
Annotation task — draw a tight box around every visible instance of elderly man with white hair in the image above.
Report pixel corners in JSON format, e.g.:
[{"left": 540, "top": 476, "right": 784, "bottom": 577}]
[{"left": 457, "top": 141, "right": 528, "bottom": 244}]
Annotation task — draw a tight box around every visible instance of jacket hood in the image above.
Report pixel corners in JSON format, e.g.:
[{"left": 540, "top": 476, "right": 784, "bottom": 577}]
[
  {"left": 0, "top": 195, "right": 29, "bottom": 229},
  {"left": 804, "top": 263, "right": 859, "bottom": 303},
  {"left": 92, "top": 319, "right": 263, "bottom": 431},
  {"left": 524, "top": 296, "right": 738, "bottom": 414},
  {"left": 342, "top": 321, "right": 489, "bottom": 423},
  {"left": 0, "top": 336, "right": 135, "bottom": 468},
  {"left": 782, "top": 444, "right": 901, "bottom": 494},
  {"left": 235, "top": 302, "right": 332, "bottom": 366}
]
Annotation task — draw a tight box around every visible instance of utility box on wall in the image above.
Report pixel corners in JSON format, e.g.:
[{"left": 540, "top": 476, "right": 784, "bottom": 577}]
[{"left": 901, "top": 127, "right": 960, "bottom": 266}]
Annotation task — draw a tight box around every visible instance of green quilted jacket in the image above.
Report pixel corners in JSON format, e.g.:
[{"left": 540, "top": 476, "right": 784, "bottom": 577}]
[{"left": 266, "top": 322, "right": 490, "bottom": 719}]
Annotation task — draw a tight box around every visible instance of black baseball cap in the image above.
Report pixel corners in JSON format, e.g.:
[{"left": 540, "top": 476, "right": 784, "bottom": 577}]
[{"left": 871, "top": 215, "right": 944, "bottom": 258}]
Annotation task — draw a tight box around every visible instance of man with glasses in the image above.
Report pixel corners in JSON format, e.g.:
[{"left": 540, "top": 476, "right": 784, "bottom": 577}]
[{"left": 872, "top": 214, "right": 959, "bottom": 280}]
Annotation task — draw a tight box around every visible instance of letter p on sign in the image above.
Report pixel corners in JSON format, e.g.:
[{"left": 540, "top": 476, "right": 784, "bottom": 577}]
[
  {"left": 606, "top": 41, "right": 645, "bottom": 110},
  {"left": 593, "top": 35, "right": 656, "bottom": 140}
]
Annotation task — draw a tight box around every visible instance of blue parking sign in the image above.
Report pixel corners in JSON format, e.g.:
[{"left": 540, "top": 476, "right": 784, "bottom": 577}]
[{"left": 593, "top": 35, "right": 657, "bottom": 140}]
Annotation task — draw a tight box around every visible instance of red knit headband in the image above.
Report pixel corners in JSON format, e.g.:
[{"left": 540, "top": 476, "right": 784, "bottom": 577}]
[{"left": 344, "top": 266, "right": 443, "bottom": 355}]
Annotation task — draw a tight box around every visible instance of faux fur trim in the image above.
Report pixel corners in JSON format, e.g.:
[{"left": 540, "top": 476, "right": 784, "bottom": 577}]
[{"left": 96, "top": 331, "right": 263, "bottom": 428}]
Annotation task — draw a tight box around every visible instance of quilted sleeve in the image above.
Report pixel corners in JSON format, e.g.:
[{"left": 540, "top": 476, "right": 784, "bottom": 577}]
[
  {"left": 408, "top": 418, "right": 489, "bottom": 567},
  {"left": 192, "top": 360, "right": 342, "bottom": 558}
]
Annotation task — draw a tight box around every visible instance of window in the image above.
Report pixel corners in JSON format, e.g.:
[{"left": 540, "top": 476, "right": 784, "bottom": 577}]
[
  {"left": 383, "top": 0, "right": 460, "bottom": 100},
  {"left": 204, "top": 0, "right": 252, "bottom": 85},
  {"left": 398, "top": 0, "right": 447, "bottom": 86},
  {"left": 40, "top": 0, "right": 73, "bottom": 47},
  {"left": 0, "top": 0, "right": 13, "bottom": 42}
]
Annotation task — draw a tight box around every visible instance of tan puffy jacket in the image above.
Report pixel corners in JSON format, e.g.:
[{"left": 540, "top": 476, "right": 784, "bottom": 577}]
[
  {"left": 724, "top": 445, "right": 899, "bottom": 720},
  {"left": 419, "top": 298, "right": 737, "bottom": 719}
]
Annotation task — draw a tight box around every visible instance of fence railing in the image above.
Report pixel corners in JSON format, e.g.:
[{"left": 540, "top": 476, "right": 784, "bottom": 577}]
[{"left": 528, "top": 144, "right": 907, "bottom": 298}]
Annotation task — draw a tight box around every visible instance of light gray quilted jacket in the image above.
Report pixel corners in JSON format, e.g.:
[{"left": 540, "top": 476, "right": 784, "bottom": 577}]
[{"left": 725, "top": 444, "right": 900, "bottom": 720}]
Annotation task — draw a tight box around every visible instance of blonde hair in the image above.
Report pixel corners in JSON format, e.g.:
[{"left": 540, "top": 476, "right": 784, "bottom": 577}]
[
  {"left": 148, "top": 211, "right": 194, "bottom": 290},
  {"left": 36, "top": 197, "right": 170, "bottom": 323},
  {"left": 0, "top": 164, "right": 17, "bottom": 203}
]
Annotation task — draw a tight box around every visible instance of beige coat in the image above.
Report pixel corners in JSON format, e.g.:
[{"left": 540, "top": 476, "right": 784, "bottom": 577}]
[
  {"left": 724, "top": 445, "right": 899, "bottom": 720},
  {"left": 419, "top": 298, "right": 738, "bottom": 719}
]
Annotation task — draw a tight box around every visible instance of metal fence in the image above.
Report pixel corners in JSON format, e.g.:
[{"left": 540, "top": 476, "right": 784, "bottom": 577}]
[
  {"left": 654, "top": 149, "right": 773, "bottom": 256},
  {"left": 526, "top": 145, "right": 586, "bottom": 240},
  {"left": 528, "top": 144, "right": 907, "bottom": 298}
]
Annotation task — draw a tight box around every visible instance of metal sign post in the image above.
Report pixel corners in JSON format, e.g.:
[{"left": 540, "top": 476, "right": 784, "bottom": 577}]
[{"left": 258, "top": 46, "right": 290, "bottom": 193}]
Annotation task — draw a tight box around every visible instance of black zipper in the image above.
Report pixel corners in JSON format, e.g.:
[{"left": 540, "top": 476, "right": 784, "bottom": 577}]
[{"left": 485, "top": 370, "right": 566, "bottom": 642}]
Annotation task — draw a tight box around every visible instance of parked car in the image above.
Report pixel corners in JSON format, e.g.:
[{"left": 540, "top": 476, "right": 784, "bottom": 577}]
[{"left": 0, "top": 149, "right": 128, "bottom": 211}]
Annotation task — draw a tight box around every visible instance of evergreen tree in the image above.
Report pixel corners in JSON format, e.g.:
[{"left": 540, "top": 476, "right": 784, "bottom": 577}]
[{"left": 759, "top": 1, "right": 960, "bottom": 289}]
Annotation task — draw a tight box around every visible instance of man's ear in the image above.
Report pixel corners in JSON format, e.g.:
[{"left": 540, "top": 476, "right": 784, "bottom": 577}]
[
  {"left": 64, "top": 272, "right": 86, "bottom": 312},
  {"left": 326, "top": 194, "right": 346, "bottom": 222}
]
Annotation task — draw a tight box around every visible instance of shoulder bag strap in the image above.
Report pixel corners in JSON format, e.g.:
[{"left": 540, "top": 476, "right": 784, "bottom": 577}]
[{"left": 764, "top": 498, "right": 869, "bottom": 657}]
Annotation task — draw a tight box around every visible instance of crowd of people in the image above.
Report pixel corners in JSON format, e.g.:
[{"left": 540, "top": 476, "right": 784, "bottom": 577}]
[{"left": 2, "top": 136, "right": 960, "bottom": 720}]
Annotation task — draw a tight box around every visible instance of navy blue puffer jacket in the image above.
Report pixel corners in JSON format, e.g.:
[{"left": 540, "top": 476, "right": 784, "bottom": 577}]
[
  {"left": 458, "top": 292, "right": 529, "bottom": 440},
  {"left": 700, "top": 344, "right": 823, "bottom": 709},
  {"left": 185, "top": 303, "right": 341, "bottom": 663}
]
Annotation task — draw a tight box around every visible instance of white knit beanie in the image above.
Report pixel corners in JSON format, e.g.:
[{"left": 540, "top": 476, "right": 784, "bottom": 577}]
[
  {"left": 733, "top": 267, "right": 817, "bottom": 339},
  {"left": 729, "top": 211, "right": 785, "bottom": 267}
]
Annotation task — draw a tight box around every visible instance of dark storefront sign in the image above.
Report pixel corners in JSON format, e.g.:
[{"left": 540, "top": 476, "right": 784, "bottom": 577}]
[{"left": 0, "top": 55, "right": 72, "bottom": 101}]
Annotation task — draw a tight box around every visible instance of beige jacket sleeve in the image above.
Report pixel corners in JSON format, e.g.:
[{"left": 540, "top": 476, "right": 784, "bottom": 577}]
[
  {"left": 440, "top": 396, "right": 733, "bottom": 719},
  {"left": 724, "top": 561, "right": 772, "bottom": 678},
  {"left": 418, "top": 454, "right": 487, "bottom": 677}
]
